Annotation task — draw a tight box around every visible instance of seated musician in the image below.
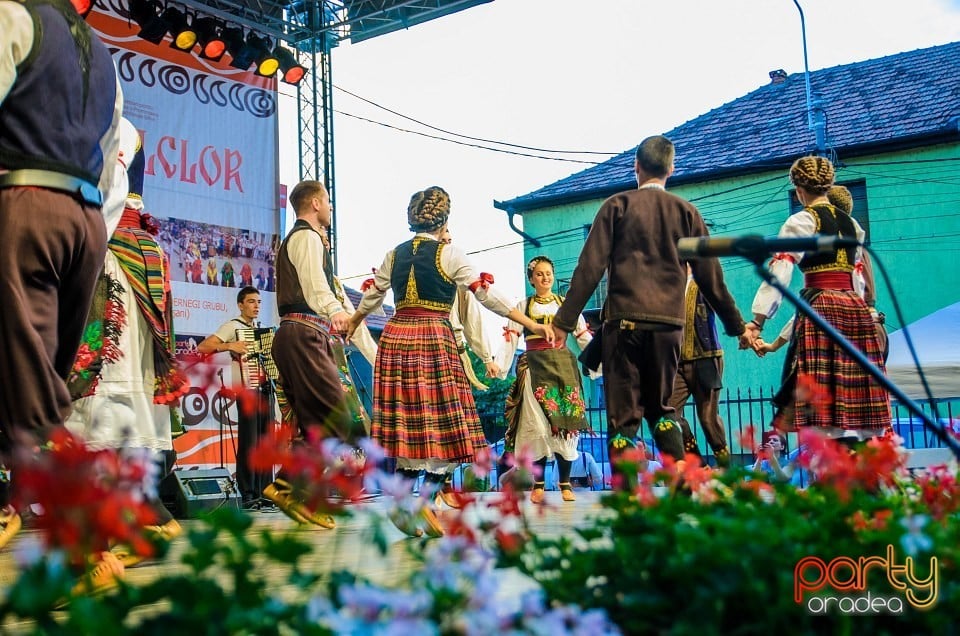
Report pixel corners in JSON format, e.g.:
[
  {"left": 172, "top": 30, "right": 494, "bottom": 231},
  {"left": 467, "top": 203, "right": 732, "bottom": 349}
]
[{"left": 197, "top": 286, "right": 271, "bottom": 508}]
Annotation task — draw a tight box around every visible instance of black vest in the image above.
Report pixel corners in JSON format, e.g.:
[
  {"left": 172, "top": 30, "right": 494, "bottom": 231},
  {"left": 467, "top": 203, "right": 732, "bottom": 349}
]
[
  {"left": 392, "top": 237, "right": 457, "bottom": 311},
  {"left": 522, "top": 294, "right": 563, "bottom": 338},
  {"left": 0, "top": 0, "right": 117, "bottom": 186},
  {"left": 798, "top": 204, "right": 858, "bottom": 273},
  {"left": 276, "top": 220, "right": 338, "bottom": 316}
]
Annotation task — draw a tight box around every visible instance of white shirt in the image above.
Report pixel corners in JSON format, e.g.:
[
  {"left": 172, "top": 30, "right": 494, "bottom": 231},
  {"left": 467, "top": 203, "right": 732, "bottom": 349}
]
[
  {"left": 358, "top": 233, "right": 514, "bottom": 318},
  {"left": 0, "top": 1, "right": 124, "bottom": 237},
  {"left": 751, "top": 209, "right": 867, "bottom": 320},
  {"left": 286, "top": 227, "right": 346, "bottom": 319},
  {"left": 450, "top": 290, "right": 493, "bottom": 362}
]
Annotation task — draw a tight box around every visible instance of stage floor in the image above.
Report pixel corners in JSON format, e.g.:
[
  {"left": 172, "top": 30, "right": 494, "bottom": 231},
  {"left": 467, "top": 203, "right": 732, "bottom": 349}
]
[{"left": 0, "top": 490, "right": 607, "bottom": 631}]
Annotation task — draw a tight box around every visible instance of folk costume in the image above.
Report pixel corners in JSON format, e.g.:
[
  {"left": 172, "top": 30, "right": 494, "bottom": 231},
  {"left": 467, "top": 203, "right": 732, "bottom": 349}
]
[
  {"left": 497, "top": 294, "right": 593, "bottom": 498},
  {"left": 668, "top": 278, "right": 730, "bottom": 466},
  {"left": 65, "top": 119, "right": 188, "bottom": 452},
  {"left": 272, "top": 220, "right": 368, "bottom": 444},
  {"left": 553, "top": 184, "right": 746, "bottom": 464},
  {"left": 751, "top": 202, "right": 890, "bottom": 437},
  {"left": 63, "top": 118, "right": 186, "bottom": 567},
  {"left": 450, "top": 287, "right": 494, "bottom": 391},
  {"left": 0, "top": 0, "right": 123, "bottom": 546}
]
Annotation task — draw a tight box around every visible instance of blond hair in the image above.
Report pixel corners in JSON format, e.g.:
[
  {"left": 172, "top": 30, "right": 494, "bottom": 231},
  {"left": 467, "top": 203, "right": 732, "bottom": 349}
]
[
  {"left": 789, "top": 156, "right": 834, "bottom": 194},
  {"left": 826, "top": 185, "right": 853, "bottom": 214},
  {"left": 407, "top": 186, "right": 450, "bottom": 232}
]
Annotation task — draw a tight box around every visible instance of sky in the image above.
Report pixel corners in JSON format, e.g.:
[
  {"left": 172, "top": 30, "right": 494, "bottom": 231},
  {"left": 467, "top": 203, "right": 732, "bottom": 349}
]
[{"left": 277, "top": 0, "right": 960, "bottom": 344}]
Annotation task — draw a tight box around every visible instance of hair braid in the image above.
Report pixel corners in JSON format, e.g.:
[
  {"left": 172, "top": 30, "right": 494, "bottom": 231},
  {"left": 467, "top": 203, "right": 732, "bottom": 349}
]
[{"left": 789, "top": 156, "right": 835, "bottom": 194}]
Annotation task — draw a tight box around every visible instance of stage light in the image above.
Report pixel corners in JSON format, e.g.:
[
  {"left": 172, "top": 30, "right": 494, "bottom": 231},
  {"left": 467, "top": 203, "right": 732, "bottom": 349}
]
[
  {"left": 129, "top": 0, "right": 167, "bottom": 44},
  {"left": 194, "top": 17, "right": 226, "bottom": 60},
  {"left": 226, "top": 30, "right": 273, "bottom": 71},
  {"left": 165, "top": 8, "right": 197, "bottom": 51},
  {"left": 254, "top": 41, "right": 280, "bottom": 77},
  {"left": 274, "top": 47, "right": 307, "bottom": 85}
]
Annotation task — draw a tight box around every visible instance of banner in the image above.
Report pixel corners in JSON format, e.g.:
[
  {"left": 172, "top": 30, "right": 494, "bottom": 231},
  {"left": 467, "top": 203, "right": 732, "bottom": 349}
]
[{"left": 91, "top": 3, "right": 281, "bottom": 468}]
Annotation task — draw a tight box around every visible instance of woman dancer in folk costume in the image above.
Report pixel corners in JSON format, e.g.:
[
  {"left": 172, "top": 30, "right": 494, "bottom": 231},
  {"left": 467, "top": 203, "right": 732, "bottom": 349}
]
[
  {"left": 65, "top": 117, "right": 189, "bottom": 568},
  {"left": 749, "top": 156, "right": 890, "bottom": 444},
  {"left": 496, "top": 256, "right": 595, "bottom": 504},
  {"left": 348, "top": 186, "right": 554, "bottom": 537}
]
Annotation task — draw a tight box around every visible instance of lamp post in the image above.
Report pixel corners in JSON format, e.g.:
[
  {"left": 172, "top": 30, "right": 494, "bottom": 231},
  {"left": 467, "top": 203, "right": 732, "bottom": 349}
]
[{"left": 792, "top": 0, "right": 825, "bottom": 154}]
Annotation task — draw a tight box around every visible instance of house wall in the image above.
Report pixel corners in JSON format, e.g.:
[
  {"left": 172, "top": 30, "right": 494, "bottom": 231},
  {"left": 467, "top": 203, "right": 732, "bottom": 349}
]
[{"left": 516, "top": 142, "right": 960, "bottom": 411}]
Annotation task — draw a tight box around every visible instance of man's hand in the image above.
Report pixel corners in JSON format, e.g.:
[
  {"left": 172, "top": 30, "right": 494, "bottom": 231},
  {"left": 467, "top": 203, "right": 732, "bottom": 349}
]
[
  {"left": 225, "top": 341, "right": 250, "bottom": 355},
  {"left": 550, "top": 324, "right": 568, "bottom": 345},
  {"left": 330, "top": 311, "right": 350, "bottom": 335},
  {"left": 739, "top": 322, "right": 760, "bottom": 350},
  {"left": 344, "top": 312, "right": 363, "bottom": 341}
]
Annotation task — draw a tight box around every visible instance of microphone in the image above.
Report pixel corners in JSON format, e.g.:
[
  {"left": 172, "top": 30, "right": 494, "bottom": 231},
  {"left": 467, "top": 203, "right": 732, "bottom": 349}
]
[{"left": 677, "top": 234, "right": 861, "bottom": 260}]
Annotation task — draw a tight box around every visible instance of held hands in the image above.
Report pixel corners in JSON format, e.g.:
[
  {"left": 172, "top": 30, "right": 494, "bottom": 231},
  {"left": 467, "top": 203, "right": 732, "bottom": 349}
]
[
  {"left": 330, "top": 311, "right": 351, "bottom": 336},
  {"left": 738, "top": 322, "right": 760, "bottom": 351},
  {"left": 344, "top": 312, "right": 363, "bottom": 341}
]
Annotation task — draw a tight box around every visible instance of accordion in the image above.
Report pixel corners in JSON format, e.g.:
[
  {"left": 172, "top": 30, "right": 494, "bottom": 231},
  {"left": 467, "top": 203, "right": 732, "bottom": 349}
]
[{"left": 235, "top": 327, "right": 280, "bottom": 390}]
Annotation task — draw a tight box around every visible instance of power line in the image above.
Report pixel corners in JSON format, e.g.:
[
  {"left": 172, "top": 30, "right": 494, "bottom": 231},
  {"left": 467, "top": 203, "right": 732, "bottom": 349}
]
[
  {"left": 335, "top": 110, "right": 604, "bottom": 165},
  {"left": 334, "top": 84, "right": 621, "bottom": 157}
]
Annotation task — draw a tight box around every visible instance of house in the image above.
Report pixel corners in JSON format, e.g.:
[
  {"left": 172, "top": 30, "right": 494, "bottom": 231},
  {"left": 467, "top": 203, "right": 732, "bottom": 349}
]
[{"left": 495, "top": 41, "right": 960, "bottom": 399}]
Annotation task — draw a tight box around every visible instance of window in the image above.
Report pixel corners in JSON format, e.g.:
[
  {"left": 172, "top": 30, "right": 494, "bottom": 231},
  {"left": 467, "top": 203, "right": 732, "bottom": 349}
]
[{"left": 788, "top": 179, "right": 870, "bottom": 243}]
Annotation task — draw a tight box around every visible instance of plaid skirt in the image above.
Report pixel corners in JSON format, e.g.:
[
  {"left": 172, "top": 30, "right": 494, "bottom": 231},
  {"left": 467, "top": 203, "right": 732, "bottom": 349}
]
[
  {"left": 372, "top": 311, "right": 486, "bottom": 462},
  {"left": 775, "top": 288, "right": 890, "bottom": 430}
]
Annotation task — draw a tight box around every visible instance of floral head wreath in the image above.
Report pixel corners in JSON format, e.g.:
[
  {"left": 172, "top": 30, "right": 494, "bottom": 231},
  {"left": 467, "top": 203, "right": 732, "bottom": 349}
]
[{"left": 526, "top": 255, "right": 555, "bottom": 280}]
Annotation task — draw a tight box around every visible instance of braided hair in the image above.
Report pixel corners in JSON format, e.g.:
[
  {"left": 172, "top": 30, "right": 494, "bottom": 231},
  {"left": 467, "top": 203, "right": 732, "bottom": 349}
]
[
  {"left": 407, "top": 186, "right": 450, "bottom": 232},
  {"left": 826, "top": 185, "right": 854, "bottom": 214},
  {"left": 789, "top": 156, "right": 835, "bottom": 194}
]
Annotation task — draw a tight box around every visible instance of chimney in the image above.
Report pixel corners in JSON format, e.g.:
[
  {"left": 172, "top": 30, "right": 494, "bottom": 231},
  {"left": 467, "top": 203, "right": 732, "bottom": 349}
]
[{"left": 769, "top": 69, "right": 788, "bottom": 84}]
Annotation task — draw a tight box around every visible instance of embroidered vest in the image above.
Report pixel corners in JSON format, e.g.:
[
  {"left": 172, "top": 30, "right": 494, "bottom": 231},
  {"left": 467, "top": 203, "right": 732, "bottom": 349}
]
[
  {"left": 0, "top": 0, "right": 116, "bottom": 186},
  {"left": 276, "top": 220, "right": 337, "bottom": 316},
  {"left": 522, "top": 294, "right": 562, "bottom": 338},
  {"left": 391, "top": 237, "right": 457, "bottom": 311},
  {"left": 798, "top": 204, "right": 858, "bottom": 274}
]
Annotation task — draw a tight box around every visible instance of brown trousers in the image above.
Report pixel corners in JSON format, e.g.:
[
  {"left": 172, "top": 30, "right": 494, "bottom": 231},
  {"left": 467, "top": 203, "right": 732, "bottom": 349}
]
[
  {"left": 271, "top": 321, "right": 355, "bottom": 443},
  {"left": 668, "top": 358, "right": 728, "bottom": 462},
  {"left": 0, "top": 188, "right": 106, "bottom": 505},
  {"left": 601, "top": 322, "right": 685, "bottom": 460}
]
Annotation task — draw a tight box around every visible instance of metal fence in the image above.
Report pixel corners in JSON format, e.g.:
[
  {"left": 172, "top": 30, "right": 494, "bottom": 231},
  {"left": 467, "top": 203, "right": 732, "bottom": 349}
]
[{"left": 475, "top": 390, "right": 960, "bottom": 491}]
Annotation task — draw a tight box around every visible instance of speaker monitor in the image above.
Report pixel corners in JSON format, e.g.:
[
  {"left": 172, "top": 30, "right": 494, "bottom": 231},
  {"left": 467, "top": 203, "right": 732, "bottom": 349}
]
[{"left": 160, "top": 468, "right": 241, "bottom": 518}]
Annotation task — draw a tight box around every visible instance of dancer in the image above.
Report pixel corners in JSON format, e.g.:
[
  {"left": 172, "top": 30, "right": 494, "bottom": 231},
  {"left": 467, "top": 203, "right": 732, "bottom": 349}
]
[
  {"left": 0, "top": 0, "right": 123, "bottom": 549},
  {"left": 749, "top": 156, "right": 890, "bottom": 442},
  {"left": 668, "top": 268, "right": 730, "bottom": 466},
  {"left": 496, "top": 255, "right": 594, "bottom": 503},
  {"left": 65, "top": 118, "right": 189, "bottom": 566},
  {"left": 266, "top": 180, "right": 366, "bottom": 528},
  {"left": 348, "top": 186, "right": 555, "bottom": 536},
  {"left": 550, "top": 136, "right": 753, "bottom": 488}
]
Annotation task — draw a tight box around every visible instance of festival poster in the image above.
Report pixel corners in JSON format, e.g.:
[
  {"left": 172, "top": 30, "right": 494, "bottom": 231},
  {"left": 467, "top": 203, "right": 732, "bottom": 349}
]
[{"left": 90, "top": 3, "right": 281, "bottom": 468}]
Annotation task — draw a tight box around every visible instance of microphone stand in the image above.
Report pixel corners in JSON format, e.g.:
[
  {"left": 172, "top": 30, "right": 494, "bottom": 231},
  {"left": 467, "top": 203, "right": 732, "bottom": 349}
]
[
  {"left": 216, "top": 368, "right": 229, "bottom": 469},
  {"left": 751, "top": 260, "right": 960, "bottom": 460}
]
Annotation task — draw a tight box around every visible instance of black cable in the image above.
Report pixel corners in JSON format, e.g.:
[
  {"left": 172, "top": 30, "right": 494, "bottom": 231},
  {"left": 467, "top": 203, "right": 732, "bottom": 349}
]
[
  {"left": 863, "top": 245, "right": 940, "bottom": 421},
  {"left": 333, "top": 84, "right": 620, "bottom": 156}
]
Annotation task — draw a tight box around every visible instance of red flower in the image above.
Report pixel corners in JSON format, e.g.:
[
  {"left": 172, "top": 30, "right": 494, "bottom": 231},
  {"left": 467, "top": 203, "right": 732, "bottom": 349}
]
[{"left": 12, "top": 427, "right": 158, "bottom": 563}]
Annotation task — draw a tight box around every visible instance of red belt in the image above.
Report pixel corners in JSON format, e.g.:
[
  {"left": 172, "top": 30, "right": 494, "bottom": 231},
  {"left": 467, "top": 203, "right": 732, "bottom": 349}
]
[
  {"left": 526, "top": 338, "right": 557, "bottom": 351},
  {"left": 804, "top": 271, "right": 853, "bottom": 290},
  {"left": 396, "top": 307, "right": 448, "bottom": 317}
]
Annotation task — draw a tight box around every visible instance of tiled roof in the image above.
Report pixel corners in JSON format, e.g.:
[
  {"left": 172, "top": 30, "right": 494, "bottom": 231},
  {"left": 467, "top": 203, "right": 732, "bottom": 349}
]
[
  {"left": 344, "top": 286, "right": 394, "bottom": 332},
  {"left": 499, "top": 41, "right": 960, "bottom": 212}
]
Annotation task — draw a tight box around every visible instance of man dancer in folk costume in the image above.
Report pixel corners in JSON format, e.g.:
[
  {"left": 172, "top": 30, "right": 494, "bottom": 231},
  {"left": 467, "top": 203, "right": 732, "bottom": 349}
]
[
  {"left": 0, "top": 0, "right": 123, "bottom": 549},
  {"left": 496, "top": 255, "right": 595, "bottom": 504},
  {"left": 348, "top": 186, "right": 554, "bottom": 537},
  {"left": 551, "top": 136, "right": 754, "bottom": 489},
  {"left": 668, "top": 270, "right": 731, "bottom": 467},
  {"left": 65, "top": 118, "right": 189, "bottom": 567},
  {"left": 266, "top": 180, "right": 368, "bottom": 528}
]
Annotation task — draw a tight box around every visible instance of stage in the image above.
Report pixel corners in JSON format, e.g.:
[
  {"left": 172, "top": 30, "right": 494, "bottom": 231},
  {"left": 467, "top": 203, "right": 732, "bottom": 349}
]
[{"left": 0, "top": 491, "right": 605, "bottom": 631}]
